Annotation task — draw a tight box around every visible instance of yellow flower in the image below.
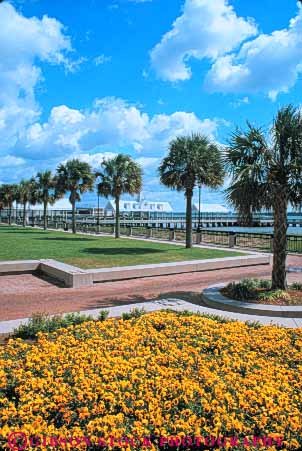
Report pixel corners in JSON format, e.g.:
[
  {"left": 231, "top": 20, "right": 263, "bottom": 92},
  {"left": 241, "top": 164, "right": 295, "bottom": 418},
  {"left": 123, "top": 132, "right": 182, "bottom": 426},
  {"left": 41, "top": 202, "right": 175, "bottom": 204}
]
[{"left": 0, "top": 311, "right": 301, "bottom": 451}]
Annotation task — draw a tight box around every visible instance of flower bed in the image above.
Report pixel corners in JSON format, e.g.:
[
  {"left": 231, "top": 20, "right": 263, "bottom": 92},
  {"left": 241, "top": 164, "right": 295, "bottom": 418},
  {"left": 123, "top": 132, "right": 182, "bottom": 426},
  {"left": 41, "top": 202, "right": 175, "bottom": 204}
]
[
  {"left": 1, "top": 311, "right": 302, "bottom": 450},
  {"left": 222, "top": 279, "right": 302, "bottom": 305}
]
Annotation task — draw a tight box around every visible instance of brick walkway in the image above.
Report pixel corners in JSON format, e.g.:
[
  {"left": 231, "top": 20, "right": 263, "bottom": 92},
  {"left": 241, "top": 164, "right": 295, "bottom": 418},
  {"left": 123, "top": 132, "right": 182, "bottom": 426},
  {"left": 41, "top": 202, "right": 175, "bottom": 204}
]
[{"left": 0, "top": 255, "right": 301, "bottom": 321}]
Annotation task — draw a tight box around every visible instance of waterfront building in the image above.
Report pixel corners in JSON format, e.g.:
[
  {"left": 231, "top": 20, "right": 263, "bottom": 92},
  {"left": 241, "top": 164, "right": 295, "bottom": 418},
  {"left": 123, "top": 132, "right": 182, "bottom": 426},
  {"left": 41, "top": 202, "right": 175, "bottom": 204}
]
[{"left": 105, "top": 198, "right": 173, "bottom": 216}]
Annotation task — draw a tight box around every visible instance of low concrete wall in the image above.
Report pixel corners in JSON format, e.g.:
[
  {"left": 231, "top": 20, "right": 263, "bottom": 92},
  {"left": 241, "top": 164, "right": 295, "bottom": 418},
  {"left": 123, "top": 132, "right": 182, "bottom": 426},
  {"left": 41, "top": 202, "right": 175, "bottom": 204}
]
[
  {"left": 0, "top": 260, "right": 40, "bottom": 274},
  {"left": 39, "top": 260, "right": 93, "bottom": 288},
  {"left": 87, "top": 254, "right": 271, "bottom": 283},
  {"left": 0, "top": 254, "right": 270, "bottom": 288},
  {"left": 0, "top": 259, "right": 92, "bottom": 288},
  {"left": 203, "top": 285, "right": 302, "bottom": 318}
]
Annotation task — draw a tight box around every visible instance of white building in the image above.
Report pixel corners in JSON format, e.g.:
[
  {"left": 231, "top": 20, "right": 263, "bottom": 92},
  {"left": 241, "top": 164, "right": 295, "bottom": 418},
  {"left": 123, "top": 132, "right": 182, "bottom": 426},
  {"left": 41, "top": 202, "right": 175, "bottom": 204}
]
[
  {"left": 105, "top": 199, "right": 173, "bottom": 215},
  {"left": 193, "top": 203, "right": 229, "bottom": 214}
]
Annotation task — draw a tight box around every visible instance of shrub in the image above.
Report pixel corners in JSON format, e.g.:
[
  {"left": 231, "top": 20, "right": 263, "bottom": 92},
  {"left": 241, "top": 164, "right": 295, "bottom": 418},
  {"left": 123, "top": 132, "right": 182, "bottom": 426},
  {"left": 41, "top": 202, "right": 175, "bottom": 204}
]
[
  {"left": 13, "top": 312, "right": 94, "bottom": 339},
  {"left": 257, "top": 290, "right": 290, "bottom": 303},
  {"left": 291, "top": 282, "right": 302, "bottom": 291},
  {"left": 98, "top": 310, "right": 109, "bottom": 321},
  {"left": 63, "top": 312, "right": 94, "bottom": 326},
  {"left": 245, "top": 320, "right": 262, "bottom": 329},
  {"left": 122, "top": 307, "right": 146, "bottom": 320},
  {"left": 225, "top": 278, "right": 271, "bottom": 301},
  {"left": 199, "top": 312, "right": 236, "bottom": 323}
]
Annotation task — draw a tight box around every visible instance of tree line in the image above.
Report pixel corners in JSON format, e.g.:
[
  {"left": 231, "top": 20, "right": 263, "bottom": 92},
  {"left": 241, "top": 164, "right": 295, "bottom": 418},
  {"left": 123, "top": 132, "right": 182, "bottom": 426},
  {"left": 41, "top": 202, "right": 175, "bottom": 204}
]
[{"left": 1, "top": 105, "right": 302, "bottom": 290}]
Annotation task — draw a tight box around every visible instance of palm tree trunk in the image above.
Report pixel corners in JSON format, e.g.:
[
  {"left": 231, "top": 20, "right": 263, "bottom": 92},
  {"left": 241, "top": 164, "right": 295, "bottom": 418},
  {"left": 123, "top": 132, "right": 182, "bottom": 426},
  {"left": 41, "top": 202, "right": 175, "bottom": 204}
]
[
  {"left": 23, "top": 202, "right": 26, "bottom": 227},
  {"left": 72, "top": 200, "right": 76, "bottom": 234},
  {"left": 272, "top": 188, "right": 288, "bottom": 290},
  {"left": 43, "top": 201, "right": 48, "bottom": 230},
  {"left": 115, "top": 195, "right": 120, "bottom": 239},
  {"left": 185, "top": 189, "right": 193, "bottom": 249}
]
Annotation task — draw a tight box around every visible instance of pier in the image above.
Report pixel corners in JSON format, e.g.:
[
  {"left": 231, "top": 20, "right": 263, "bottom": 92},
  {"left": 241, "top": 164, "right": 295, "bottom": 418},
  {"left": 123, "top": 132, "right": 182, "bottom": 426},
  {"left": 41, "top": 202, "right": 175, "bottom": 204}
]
[{"left": 3, "top": 209, "right": 302, "bottom": 229}]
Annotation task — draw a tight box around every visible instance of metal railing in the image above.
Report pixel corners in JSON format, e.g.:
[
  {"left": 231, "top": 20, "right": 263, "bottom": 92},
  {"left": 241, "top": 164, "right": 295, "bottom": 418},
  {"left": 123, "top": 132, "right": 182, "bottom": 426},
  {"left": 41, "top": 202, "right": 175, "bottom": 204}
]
[
  {"left": 236, "top": 233, "right": 272, "bottom": 251},
  {"left": 2, "top": 217, "right": 302, "bottom": 253}
]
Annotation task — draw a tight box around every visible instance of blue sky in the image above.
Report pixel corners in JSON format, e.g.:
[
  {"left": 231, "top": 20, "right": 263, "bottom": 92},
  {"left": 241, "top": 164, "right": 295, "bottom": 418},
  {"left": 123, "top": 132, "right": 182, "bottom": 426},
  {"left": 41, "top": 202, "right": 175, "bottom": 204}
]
[{"left": 0, "top": 0, "right": 301, "bottom": 210}]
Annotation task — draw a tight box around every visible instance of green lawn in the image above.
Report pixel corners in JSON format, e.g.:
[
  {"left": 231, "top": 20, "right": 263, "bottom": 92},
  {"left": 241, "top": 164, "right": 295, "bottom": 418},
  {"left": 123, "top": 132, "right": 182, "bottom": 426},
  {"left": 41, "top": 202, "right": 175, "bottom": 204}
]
[{"left": 0, "top": 225, "right": 244, "bottom": 269}]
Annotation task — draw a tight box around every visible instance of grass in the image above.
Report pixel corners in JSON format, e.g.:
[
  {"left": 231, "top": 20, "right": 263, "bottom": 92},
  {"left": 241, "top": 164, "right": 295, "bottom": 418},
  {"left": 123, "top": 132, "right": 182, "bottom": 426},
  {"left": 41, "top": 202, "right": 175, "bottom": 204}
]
[{"left": 0, "top": 225, "right": 244, "bottom": 269}]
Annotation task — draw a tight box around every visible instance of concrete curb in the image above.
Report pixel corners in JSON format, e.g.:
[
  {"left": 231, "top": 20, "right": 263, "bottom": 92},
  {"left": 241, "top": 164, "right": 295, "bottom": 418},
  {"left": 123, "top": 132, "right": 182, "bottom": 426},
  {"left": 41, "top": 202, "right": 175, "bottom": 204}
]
[{"left": 202, "top": 284, "right": 302, "bottom": 318}]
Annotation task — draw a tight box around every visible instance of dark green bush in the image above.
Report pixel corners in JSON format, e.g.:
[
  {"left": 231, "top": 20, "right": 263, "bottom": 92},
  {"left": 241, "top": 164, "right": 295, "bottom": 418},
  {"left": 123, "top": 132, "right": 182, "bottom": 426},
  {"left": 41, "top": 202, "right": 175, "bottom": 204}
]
[
  {"left": 291, "top": 282, "right": 302, "bottom": 291},
  {"left": 13, "top": 312, "right": 94, "bottom": 339},
  {"left": 225, "top": 278, "right": 271, "bottom": 301},
  {"left": 98, "top": 310, "right": 109, "bottom": 321},
  {"left": 122, "top": 307, "right": 146, "bottom": 320}
]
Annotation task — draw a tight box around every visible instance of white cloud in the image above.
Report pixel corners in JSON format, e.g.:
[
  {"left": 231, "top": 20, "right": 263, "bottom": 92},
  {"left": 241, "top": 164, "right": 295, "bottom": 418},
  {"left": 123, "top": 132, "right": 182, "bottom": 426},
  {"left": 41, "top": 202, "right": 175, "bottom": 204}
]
[
  {"left": 11, "top": 97, "right": 220, "bottom": 164},
  {"left": 94, "top": 54, "right": 112, "bottom": 66},
  {"left": 0, "top": 155, "right": 26, "bottom": 168},
  {"left": 80, "top": 98, "right": 151, "bottom": 152},
  {"left": 65, "top": 153, "right": 159, "bottom": 173},
  {"left": 69, "top": 152, "right": 119, "bottom": 169},
  {"left": 231, "top": 96, "right": 249, "bottom": 108},
  {"left": 206, "top": 8, "right": 302, "bottom": 99},
  {"left": 0, "top": 2, "right": 73, "bottom": 152},
  {"left": 151, "top": 0, "right": 257, "bottom": 82},
  {"left": 14, "top": 105, "right": 86, "bottom": 159},
  {"left": 135, "top": 157, "right": 159, "bottom": 169}
]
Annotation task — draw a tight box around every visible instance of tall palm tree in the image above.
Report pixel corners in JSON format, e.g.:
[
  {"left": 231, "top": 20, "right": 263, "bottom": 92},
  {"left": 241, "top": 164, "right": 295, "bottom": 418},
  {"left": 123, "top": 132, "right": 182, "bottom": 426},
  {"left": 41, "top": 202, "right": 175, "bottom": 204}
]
[
  {"left": 35, "top": 171, "right": 61, "bottom": 230},
  {"left": 159, "top": 134, "right": 224, "bottom": 248},
  {"left": 0, "top": 184, "right": 18, "bottom": 225},
  {"left": 225, "top": 105, "right": 302, "bottom": 290},
  {"left": 225, "top": 152, "right": 272, "bottom": 227},
  {"left": 97, "top": 155, "right": 143, "bottom": 239},
  {"left": 56, "top": 159, "right": 95, "bottom": 234},
  {"left": 16, "top": 179, "right": 39, "bottom": 227}
]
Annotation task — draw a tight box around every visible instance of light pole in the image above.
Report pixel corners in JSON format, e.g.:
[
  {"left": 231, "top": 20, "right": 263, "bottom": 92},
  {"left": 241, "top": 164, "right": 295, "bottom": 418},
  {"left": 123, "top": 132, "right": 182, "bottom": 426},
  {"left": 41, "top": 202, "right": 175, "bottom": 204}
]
[
  {"left": 197, "top": 184, "right": 202, "bottom": 232},
  {"left": 97, "top": 192, "right": 100, "bottom": 233}
]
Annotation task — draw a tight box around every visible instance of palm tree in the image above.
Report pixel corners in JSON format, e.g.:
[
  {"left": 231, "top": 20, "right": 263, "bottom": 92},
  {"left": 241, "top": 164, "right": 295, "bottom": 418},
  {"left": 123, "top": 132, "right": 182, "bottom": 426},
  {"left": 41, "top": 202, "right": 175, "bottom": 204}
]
[
  {"left": 35, "top": 171, "right": 61, "bottom": 230},
  {"left": 159, "top": 134, "right": 224, "bottom": 248},
  {"left": 0, "top": 184, "right": 18, "bottom": 225},
  {"left": 225, "top": 105, "right": 302, "bottom": 290},
  {"left": 225, "top": 160, "right": 271, "bottom": 227},
  {"left": 97, "top": 155, "right": 143, "bottom": 238},
  {"left": 56, "top": 159, "right": 95, "bottom": 234},
  {"left": 16, "top": 179, "right": 39, "bottom": 227}
]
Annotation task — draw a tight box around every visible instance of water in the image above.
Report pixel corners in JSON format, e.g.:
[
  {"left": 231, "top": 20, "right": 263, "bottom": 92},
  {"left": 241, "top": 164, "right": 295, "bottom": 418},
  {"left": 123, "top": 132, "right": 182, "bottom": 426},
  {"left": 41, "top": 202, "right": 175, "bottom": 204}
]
[{"left": 202, "top": 226, "right": 302, "bottom": 236}]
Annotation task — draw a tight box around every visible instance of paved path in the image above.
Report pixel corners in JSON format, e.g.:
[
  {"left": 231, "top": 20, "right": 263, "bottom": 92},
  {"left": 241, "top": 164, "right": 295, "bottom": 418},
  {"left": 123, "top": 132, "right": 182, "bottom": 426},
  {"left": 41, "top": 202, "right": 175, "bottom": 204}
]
[
  {"left": 1, "top": 298, "right": 302, "bottom": 334},
  {"left": 0, "top": 255, "right": 301, "bottom": 324}
]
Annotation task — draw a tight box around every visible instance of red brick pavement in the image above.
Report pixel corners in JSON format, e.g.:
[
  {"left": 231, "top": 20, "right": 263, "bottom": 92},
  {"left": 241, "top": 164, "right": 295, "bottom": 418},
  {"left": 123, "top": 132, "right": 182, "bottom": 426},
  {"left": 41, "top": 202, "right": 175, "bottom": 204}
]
[{"left": 0, "top": 255, "right": 301, "bottom": 321}]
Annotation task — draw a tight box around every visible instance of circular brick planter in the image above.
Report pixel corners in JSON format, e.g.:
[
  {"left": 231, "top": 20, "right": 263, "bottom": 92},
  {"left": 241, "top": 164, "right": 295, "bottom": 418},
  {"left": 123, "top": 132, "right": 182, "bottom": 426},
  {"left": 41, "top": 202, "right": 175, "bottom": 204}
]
[{"left": 202, "top": 284, "right": 302, "bottom": 318}]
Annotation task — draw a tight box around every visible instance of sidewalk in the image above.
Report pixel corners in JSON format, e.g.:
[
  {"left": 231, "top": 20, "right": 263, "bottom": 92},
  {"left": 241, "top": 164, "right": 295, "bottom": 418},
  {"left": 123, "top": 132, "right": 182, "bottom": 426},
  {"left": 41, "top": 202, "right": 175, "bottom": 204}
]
[
  {"left": 1, "top": 298, "right": 302, "bottom": 334},
  {"left": 0, "top": 255, "right": 301, "bottom": 322}
]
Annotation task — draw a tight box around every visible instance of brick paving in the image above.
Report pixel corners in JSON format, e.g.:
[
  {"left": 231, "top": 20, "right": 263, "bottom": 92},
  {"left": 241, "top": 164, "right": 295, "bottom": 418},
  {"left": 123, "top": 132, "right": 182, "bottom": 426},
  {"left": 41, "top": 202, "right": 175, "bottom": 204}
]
[{"left": 0, "top": 255, "right": 301, "bottom": 321}]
